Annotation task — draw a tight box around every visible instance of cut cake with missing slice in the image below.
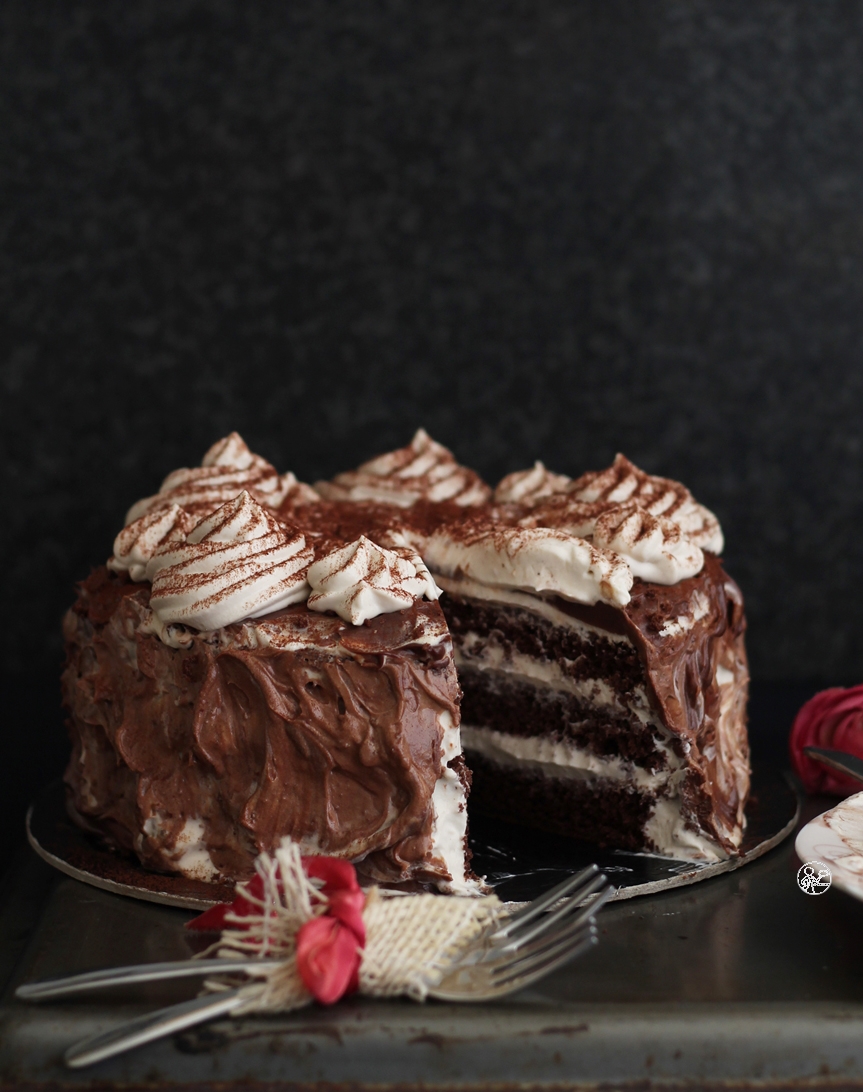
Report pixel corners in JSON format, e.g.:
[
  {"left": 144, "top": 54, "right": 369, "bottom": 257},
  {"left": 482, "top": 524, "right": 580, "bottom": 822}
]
[
  {"left": 62, "top": 429, "right": 750, "bottom": 895},
  {"left": 309, "top": 434, "right": 750, "bottom": 863}
]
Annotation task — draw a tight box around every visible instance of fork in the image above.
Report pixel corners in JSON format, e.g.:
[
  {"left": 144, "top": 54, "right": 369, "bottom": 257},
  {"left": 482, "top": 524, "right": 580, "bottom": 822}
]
[
  {"left": 17, "top": 865, "right": 611, "bottom": 1068},
  {"left": 431, "top": 875, "right": 613, "bottom": 1001}
]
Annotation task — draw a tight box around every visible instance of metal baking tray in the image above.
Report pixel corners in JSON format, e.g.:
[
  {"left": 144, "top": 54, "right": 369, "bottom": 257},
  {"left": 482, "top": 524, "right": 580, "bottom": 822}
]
[{"left": 3, "top": 789, "right": 863, "bottom": 1089}]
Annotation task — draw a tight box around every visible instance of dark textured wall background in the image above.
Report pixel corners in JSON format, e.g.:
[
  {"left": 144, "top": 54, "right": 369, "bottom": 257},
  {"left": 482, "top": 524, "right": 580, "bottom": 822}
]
[{"left": 3, "top": 2, "right": 863, "bottom": 859}]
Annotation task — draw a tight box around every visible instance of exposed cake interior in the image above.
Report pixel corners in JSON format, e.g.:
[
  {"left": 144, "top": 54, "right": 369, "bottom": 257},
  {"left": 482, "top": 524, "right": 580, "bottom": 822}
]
[
  {"left": 300, "top": 433, "right": 750, "bottom": 863},
  {"left": 438, "top": 563, "right": 748, "bottom": 862}
]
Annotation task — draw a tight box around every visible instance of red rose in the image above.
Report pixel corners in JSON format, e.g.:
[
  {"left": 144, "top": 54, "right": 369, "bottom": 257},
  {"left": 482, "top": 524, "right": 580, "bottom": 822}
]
[{"left": 789, "top": 684, "right": 863, "bottom": 795}]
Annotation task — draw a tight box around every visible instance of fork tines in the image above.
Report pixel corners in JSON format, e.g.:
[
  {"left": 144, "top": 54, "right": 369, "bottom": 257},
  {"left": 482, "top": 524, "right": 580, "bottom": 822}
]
[
  {"left": 431, "top": 867, "right": 614, "bottom": 1001},
  {"left": 492, "top": 864, "right": 611, "bottom": 947}
]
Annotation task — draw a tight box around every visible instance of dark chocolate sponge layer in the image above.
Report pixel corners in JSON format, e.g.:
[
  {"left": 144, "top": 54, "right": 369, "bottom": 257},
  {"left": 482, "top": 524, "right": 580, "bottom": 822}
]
[
  {"left": 465, "top": 750, "right": 656, "bottom": 853},
  {"left": 458, "top": 666, "right": 667, "bottom": 770},
  {"left": 436, "top": 553, "right": 750, "bottom": 855},
  {"left": 443, "top": 596, "right": 646, "bottom": 700}
]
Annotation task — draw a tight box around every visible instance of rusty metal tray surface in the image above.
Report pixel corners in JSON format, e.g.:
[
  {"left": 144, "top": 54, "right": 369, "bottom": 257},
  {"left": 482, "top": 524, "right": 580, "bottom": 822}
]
[{"left": 4, "top": 788, "right": 863, "bottom": 1090}]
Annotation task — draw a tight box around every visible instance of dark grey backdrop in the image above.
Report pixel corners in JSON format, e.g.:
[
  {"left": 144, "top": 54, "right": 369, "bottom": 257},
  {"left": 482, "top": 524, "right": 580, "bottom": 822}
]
[{"left": 2, "top": 2, "right": 861, "bottom": 866}]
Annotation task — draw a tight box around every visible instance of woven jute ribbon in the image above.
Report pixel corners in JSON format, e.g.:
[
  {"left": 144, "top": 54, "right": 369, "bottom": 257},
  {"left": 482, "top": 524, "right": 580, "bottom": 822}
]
[{"left": 195, "top": 841, "right": 503, "bottom": 1015}]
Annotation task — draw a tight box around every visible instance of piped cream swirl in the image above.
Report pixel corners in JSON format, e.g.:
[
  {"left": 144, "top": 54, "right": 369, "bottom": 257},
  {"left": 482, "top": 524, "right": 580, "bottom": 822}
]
[
  {"left": 307, "top": 536, "right": 442, "bottom": 625},
  {"left": 314, "top": 428, "right": 491, "bottom": 508},
  {"left": 494, "top": 461, "right": 572, "bottom": 505},
  {"left": 592, "top": 503, "right": 703, "bottom": 583},
  {"left": 493, "top": 452, "right": 722, "bottom": 587},
  {"left": 569, "top": 453, "right": 723, "bottom": 553},
  {"left": 109, "top": 505, "right": 197, "bottom": 582},
  {"left": 126, "top": 433, "right": 319, "bottom": 524},
  {"left": 146, "top": 492, "right": 314, "bottom": 631}
]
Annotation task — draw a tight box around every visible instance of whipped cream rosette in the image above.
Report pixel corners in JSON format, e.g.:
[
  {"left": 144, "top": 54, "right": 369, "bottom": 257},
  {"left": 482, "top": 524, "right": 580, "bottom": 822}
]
[
  {"left": 314, "top": 428, "right": 490, "bottom": 508},
  {"left": 591, "top": 502, "right": 704, "bottom": 584},
  {"left": 494, "top": 461, "right": 573, "bottom": 505},
  {"left": 109, "top": 504, "right": 197, "bottom": 582},
  {"left": 126, "top": 432, "right": 318, "bottom": 524},
  {"left": 569, "top": 454, "right": 723, "bottom": 553},
  {"left": 501, "top": 452, "right": 723, "bottom": 559},
  {"left": 146, "top": 491, "right": 314, "bottom": 631},
  {"left": 307, "top": 536, "right": 442, "bottom": 625}
]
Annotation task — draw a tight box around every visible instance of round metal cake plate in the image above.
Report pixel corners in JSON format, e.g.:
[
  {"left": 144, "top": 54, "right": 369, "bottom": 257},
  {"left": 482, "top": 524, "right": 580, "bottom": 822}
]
[
  {"left": 26, "top": 785, "right": 235, "bottom": 911},
  {"left": 27, "top": 765, "right": 798, "bottom": 912}
]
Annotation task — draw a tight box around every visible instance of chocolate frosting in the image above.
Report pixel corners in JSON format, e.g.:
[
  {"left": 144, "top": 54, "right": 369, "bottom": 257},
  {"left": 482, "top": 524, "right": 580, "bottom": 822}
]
[
  {"left": 621, "top": 554, "right": 749, "bottom": 847},
  {"left": 63, "top": 568, "right": 461, "bottom": 887}
]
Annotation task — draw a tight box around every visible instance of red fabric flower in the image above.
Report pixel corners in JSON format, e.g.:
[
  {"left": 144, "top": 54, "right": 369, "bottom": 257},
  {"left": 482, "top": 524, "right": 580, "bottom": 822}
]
[
  {"left": 296, "top": 856, "right": 365, "bottom": 1001},
  {"left": 789, "top": 684, "right": 863, "bottom": 795},
  {"left": 302, "top": 856, "right": 366, "bottom": 946},
  {"left": 186, "top": 854, "right": 365, "bottom": 1006},
  {"left": 295, "top": 915, "right": 362, "bottom": 1003}
]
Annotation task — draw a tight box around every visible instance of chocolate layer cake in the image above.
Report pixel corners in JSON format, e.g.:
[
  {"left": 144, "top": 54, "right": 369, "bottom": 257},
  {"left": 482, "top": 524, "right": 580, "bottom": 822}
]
[{"left": 63, "top": 429, "right": 749, "bottom": 892}]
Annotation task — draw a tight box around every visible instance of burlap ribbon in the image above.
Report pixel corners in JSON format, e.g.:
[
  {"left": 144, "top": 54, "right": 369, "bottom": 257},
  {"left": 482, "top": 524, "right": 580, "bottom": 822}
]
[{"left": 189, "top": 840, "right": 503, "bottom": 1015}]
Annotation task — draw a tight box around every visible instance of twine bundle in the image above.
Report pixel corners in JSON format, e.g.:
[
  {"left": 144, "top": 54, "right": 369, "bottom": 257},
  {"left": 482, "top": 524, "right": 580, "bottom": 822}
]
[{"left": 196, "top": 840, "right": 503, "bottom": 1015}]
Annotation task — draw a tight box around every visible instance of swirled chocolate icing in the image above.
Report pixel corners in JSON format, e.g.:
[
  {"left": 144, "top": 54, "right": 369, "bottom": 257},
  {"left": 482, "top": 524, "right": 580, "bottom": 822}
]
[{"left": 63, "top": 568, "right": 462, "bottom": 888}]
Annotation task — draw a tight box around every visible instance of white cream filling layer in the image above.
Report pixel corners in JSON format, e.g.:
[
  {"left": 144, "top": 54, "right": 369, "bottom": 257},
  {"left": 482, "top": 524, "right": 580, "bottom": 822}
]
[
  {"left": 435, "top": 574, "right": 631, "bottom": 642},
  {"left": 430, "top": 711, "right": 480, "bottom": 894},
  {"left": 461, "top": 724, "right": 671, "bottom": 790},
  {"left": 454, "top": 633, "right": 664, "bottom": 730}
]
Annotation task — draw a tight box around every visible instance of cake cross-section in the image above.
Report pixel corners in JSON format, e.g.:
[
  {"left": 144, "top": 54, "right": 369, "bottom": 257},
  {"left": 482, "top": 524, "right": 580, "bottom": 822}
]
[{"left": 302, "top": 433, "right": 750, "bottom": 864}]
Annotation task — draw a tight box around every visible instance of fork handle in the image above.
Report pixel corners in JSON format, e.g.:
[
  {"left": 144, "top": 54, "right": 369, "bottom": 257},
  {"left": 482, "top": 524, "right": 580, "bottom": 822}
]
[
  {"left": 65, "top": 987, "right": 246, "bottom": 1068},
  {"left": 17, "top": 958, "right": 273, "bottom": 1001}
]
